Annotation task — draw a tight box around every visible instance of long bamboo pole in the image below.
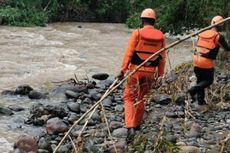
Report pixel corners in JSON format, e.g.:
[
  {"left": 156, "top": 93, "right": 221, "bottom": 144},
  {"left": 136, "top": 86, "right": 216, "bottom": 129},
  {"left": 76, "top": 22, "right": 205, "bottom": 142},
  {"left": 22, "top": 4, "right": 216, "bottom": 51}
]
[{"left": 53, "top": 17, "right": 230, "bottom": 153}]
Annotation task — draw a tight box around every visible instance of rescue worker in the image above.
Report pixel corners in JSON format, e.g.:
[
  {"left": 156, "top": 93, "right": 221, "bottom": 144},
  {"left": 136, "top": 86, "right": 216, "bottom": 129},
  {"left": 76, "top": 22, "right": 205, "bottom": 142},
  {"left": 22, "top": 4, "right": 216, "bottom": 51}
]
[
  {"left": 116, "top": 8, "right": 166, "bottom": 140},
  {"left": 188, "top": 16, "right": 230, "bottom": 106}
]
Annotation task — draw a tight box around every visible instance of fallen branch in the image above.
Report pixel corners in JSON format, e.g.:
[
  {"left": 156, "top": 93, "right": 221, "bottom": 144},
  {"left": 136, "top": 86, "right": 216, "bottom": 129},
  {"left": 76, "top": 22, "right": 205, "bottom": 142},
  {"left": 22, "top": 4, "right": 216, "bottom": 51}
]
[
  {"left": 68, "top": 135, "right": 78, "bottom": 153},
  {"left": 219, "top": 132, "right": 230, "bottom": 153}
]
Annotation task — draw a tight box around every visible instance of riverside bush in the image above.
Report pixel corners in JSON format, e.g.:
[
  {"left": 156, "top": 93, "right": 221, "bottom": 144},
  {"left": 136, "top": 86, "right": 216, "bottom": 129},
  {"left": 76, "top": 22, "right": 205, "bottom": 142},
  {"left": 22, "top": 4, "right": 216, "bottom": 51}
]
[{"left": 0, "top": 0, "right": 229, "bottom": 34}]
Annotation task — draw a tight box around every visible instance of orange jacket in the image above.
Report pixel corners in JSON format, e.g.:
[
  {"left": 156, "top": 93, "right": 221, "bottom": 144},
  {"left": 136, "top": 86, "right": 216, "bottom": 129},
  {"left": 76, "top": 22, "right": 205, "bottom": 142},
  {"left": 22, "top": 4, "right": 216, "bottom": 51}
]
[
  {"left": 121, "top": 25, "right": 166, "bottom": 76},
  {"left": 193, "top": 30, "right": 220, "bottom": 68}
]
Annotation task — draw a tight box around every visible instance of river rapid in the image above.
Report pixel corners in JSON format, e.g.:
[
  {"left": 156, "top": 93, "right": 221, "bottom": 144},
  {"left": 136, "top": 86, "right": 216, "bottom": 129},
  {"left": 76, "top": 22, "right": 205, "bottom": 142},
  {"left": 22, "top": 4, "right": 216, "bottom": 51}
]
[{"left": 0, "top": 23, "right": 192, "bottom": 152}]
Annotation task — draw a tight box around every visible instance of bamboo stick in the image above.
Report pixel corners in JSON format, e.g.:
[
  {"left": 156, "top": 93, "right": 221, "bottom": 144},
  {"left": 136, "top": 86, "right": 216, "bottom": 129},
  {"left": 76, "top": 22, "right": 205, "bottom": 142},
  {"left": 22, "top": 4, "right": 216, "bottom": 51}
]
[{"left": 53, "top": 17, "right": 230, "bottom": 153}]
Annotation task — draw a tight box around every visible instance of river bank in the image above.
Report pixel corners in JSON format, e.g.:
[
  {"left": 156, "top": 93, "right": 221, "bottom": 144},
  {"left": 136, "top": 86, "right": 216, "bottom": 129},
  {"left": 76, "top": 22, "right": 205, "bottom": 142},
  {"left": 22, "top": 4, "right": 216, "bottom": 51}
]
[{"left": 0, "top": 22, "right": 216, "bottom": 153}]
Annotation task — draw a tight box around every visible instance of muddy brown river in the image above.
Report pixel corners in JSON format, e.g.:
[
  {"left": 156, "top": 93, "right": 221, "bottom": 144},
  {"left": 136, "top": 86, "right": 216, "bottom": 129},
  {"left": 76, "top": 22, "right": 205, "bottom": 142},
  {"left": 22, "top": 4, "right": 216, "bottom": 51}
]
[{"left": 0, "top": 23, "right": 193, "bottom": 152}]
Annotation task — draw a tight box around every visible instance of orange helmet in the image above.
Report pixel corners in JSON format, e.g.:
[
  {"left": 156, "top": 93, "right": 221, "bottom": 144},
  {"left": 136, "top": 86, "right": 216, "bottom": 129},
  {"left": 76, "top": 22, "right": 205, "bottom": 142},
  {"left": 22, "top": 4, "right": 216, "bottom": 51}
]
[
  {"left": 211, "top": 16, "right": 224, "bottom": 26},
  {"left": 141, "top": 8, "right": 156, "bottom": 20}
]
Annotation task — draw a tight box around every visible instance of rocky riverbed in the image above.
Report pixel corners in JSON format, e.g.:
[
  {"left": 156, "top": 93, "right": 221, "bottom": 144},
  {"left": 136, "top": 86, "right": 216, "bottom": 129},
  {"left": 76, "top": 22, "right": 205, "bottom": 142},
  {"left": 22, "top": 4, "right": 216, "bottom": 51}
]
[{"left": 1, "top": 59, "right": 230, "bottom": 153}]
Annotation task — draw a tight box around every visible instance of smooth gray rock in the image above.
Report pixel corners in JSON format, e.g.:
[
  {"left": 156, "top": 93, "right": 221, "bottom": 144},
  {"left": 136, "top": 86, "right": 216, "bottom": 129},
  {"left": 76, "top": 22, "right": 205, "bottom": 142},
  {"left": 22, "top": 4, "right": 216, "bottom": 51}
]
[
  {"left": 112, "top": 128, "right": 128, "bottom": 138},
  {"left": 65, "top": 90, "right": 80, "bottom": 99},
  {"left": 67, "top": 102, "right": 80, "bottom": 113},
  {"left": 28, "top": 90, "right": 47, "bottom": 99}
]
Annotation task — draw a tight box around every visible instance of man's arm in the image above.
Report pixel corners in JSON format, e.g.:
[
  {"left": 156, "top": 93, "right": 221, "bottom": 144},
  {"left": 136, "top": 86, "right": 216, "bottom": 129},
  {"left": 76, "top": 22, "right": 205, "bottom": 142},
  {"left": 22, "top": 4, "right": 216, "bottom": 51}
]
[
  {"left": 157, "top": 37, "right": 166, "bottom": 77},
  {"left": 120, "top": 30, "right": 139, "bottom": 73},
  {"left": 218, "top": 35, "right": 230, "bottom": 51}
]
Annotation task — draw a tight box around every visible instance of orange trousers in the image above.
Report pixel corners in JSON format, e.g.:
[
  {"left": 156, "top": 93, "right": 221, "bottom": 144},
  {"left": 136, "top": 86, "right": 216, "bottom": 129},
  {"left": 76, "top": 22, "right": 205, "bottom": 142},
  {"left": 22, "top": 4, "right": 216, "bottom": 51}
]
[{"left": 123, "top": 70, "right": 155, "bottom": 128}]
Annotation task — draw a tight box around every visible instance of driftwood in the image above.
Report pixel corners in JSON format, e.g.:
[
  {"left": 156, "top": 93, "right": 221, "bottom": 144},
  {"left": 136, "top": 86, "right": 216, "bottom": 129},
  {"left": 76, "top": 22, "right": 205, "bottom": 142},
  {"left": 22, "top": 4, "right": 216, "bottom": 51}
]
[
  {"left": 220, "top": 132, "right": 230, "bottom": 153},
  {"left": 53, "top": 17, "right": 230, "bottom": 153}
]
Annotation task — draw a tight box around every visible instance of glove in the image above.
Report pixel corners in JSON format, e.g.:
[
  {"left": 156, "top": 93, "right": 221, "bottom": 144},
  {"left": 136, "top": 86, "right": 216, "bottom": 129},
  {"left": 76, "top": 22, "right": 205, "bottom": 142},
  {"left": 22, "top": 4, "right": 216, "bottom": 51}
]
[{"left": 116, "top": 71, "right": 124, "bottom": 81}]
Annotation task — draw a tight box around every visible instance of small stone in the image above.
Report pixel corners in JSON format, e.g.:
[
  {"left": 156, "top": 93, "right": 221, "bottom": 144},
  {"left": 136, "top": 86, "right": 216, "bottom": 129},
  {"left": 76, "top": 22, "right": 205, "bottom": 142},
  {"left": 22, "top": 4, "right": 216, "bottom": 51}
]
[
  {"left": 80, "top": 105, "right": 88, "bottom": 113},
  {"left": 68, "top": 113, "right": 79, "bottom": 123},
  {"left": 152, "top": 94, "right": 172, "bottom": 105},
  {"left": 165, "top": 111, "right": 177, "bottom": 118},
  {"left": 112, "top": 128, "right": 128, "bottom": 138},
  {"left": 67, "top": 102, "right": 80, "bottom": 113},
  {"left": 38, "top": 137, "right": 52, "bottom": 151},
  {"left": 102, "top": 97, "right": 112, "bottom": 107},
  {"left": 28, "top": 90, "right": 47, "bottom": 99},
  {"left": 46, "top": 117, "right": 68, "bottom": 135},
  {"left": 92, "top": 73, "right": 109, "bottom": 80},
  {"left": 109, "top": 121, "right": 123, "bottom": 130},
  {"left": 115, "top": 105, "right": 123, "bottom": 112},
  {"left": 65, "top": 90, "right": 80, "bottom": 99}
]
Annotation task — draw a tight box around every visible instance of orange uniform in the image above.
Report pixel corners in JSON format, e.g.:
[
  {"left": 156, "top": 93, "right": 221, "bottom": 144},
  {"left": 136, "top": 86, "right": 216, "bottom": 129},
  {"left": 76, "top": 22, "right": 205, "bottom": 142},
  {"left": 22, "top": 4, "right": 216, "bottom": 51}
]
[
  {"left": 121, "top": 25, "right": 166, "bottom": 128},
  {"left": 193, "top": 30, "right": 220, "bottom": 68}
]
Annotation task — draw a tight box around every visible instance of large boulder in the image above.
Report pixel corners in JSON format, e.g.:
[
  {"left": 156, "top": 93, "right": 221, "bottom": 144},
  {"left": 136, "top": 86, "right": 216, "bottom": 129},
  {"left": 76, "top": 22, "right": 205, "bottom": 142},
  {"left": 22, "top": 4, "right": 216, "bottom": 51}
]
[{"left": 13, "top": 135, "right": 38, "bottom": 153}]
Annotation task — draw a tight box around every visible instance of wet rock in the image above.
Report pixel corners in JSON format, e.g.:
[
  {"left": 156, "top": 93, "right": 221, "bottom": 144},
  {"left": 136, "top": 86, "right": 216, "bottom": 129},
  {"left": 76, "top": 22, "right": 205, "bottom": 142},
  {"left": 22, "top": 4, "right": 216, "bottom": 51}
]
[
  {"left": 115, "top": 105, "right": 123, "bottom": 112},
  {"left": 0, "top": 107, "right": 14, "bottom": 115},
  {"left": 67, "top": 102, "right": 80, "bottom": 113},
  {"left": 112, "top": 128, "right": 128, "bottom": 138},
  {"left": 14, "top": 85, "right": 33, "bottom": 95},
  {"left": 1, "top": 90, "right": 15, "bottom": 95},
  {"left": 178, "top": 146, "right": 201, "bottom": 153},
  {"left": 28, "top": 90, "right": 48, "bottom": 99},
  {"left": 152, "top": 94, "right": 172, "bottom": 105},
  {"left": 46, "top": 117, "right": 68, "bottom": 135},
  {"left": 102, "top": 97, "right": 112, "bottom": 107},
  {"left": 67, "top": 112, "right": 79, "bottom": 123},
  {"left": 89, "top": 89, "right": 101, "bottom": 101},
  {"left": 8, "top": 105, "right": 25, "bottom": 112},
  {"left": 38, "top": 137, "right": 52, "bottom": 151},
  {"left": 80, "top": 104, "right": 88, "bottom": 113},
  {"left": 65, "top": 90, "right": 80, "bottom": 99},
  {"left": 109, "top": 121, "right": 123, "bottom": 130},
  {"left": 92, "top": 73, "right": 109, "bottom": 80},
  {"left": 13, "top": 135, "right": 38, "bottom": 153}
]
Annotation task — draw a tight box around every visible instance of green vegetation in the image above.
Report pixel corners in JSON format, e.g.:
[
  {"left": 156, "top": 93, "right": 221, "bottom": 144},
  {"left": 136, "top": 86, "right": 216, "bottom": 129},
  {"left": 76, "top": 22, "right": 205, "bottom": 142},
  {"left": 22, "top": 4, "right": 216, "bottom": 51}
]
[{"left": 0, "top": 0, "right": 229, "bottom": 34}]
